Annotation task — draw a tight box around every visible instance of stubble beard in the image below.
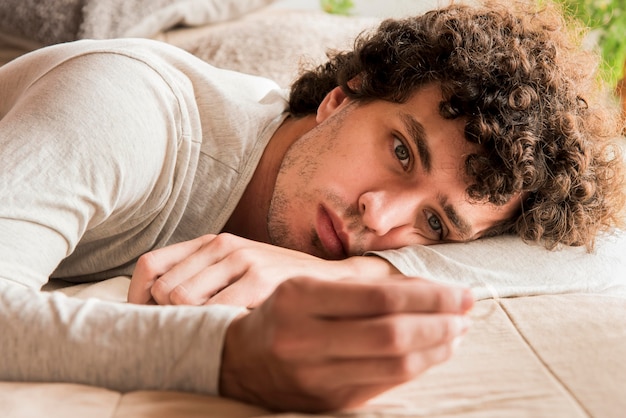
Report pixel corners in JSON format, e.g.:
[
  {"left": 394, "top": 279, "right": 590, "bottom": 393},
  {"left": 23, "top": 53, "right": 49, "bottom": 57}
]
[
  {"left": 268, "top": 187, "right": 368, "bottom": 258},
  {"left": 266, "top": 132, "right": 319, "bottom": 254},
  {"left": 266, "top": 103, "right": 368, "bottom": 257},
  {"left": 266, "top": 189, "right": 302, "bottom": 252}
]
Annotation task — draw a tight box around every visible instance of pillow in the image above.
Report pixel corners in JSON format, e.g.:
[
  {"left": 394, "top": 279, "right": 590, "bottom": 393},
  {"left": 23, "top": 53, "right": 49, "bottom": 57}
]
[
  {"left": 372, "top": 230, "right": 626, "bottom": 300},
  {"left": 0, "top": 0, "right": 277, "bottom": 47}
]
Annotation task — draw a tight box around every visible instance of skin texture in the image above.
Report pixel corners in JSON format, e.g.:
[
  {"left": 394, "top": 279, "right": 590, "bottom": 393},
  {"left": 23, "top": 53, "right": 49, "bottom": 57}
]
[
  {"left": 127, "top": 84, "right": 513, "bottom": 412},
  {"left": 128, "top": 233, "right": 398, "bottom": 307},
  {"left": 219, "top": 276, "right": 473, "bottom": 412},
  {"left": 129, "top": 84, "right": 520, "bottom": 308},
  {"left": 266, "top": 84, "right": 520, "bottom": 259}
]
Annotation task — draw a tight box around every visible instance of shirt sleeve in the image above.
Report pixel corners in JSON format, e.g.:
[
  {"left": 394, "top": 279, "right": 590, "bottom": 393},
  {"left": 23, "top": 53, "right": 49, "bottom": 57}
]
[
  {"left": 0, "top": 281, "right": 245, "bottom": 394},
  {"left": 0, "top": 43, "right": 245, "bottom": 394}
]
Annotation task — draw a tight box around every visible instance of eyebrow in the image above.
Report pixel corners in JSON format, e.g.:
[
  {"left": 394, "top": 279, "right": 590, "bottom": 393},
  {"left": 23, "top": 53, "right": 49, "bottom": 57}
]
[
  {"left": 400, "top": 113, "right": 431, "bottom": 172},
  {"left": 400, "top": 113, "right": 475, "bottom": 241},
  {"left": 439, "top": 194, "right": 473, "bottom": 241}
]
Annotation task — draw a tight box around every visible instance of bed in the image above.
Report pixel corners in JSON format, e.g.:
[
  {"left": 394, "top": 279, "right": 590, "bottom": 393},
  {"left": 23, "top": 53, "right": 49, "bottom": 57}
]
[{"left": 1, "top": 1, "right": 625, "bottom": 417}]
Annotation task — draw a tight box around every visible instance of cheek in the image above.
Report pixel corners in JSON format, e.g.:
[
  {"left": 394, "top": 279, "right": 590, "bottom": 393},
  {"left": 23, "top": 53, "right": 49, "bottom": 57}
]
[{"left": 304, "top": 152, "right": 364, "bottom": 192}]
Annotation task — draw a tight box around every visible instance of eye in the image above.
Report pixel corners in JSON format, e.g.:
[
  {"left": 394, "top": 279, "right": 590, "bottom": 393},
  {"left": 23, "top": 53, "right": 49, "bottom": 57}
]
[
  {"left": 424, "top": 210, "right": 444, "bottom": 240},
  {"left": 393, "top": 137, "right": 411, "bottom": 169}
]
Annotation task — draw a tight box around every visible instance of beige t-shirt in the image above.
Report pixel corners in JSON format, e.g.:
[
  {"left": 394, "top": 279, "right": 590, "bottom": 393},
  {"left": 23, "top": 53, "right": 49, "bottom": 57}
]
[{"left": 0, "top": 38, "right": 286, "bottom": 394}]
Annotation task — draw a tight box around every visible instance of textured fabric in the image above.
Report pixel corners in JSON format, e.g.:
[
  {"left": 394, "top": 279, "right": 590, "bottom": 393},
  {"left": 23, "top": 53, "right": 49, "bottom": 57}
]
[
  {"left": 0, "top": 38, "right": 286, "bottom": 395},
  {"left": 0, "top": 0, "right": 83, "bottom": 45},
  {"left": 3, "top": 294, "right": 624, "bottom": 417},
  {"left": 161, "top": 10, "right": 380, "bottom": 87},
  {"left": 0, "top": 0, "right": 276, "bottom": 46},
  {"left": 80, "top": 0, "right": 277, "bottom": 39},
  {"left": 370, "top": 230, "right": 626, "bottom": 300}
]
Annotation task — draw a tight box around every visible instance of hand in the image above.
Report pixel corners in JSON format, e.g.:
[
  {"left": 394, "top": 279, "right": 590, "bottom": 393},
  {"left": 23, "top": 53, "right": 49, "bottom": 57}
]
[
  {"left": 220, "top": 276, "right": 474, "bottom": 412},
  {"left": 128, "top": 233, "right": 396, "bottom": 308}
]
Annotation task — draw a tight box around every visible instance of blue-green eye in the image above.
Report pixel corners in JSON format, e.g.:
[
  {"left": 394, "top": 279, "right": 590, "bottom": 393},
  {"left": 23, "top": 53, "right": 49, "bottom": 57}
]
[
  {"left": 425, "top": 210, "right": 444, "bottom": 240},
  {"left": 428, "top": 214, "right": 442, "bottom": 232},
  {"left": 393, "top": 137, "right": 410, "bottom": 168}
]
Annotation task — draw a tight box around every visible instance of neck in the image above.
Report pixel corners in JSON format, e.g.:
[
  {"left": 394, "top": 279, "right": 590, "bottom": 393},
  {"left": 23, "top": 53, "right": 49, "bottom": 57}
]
[{"left": 221, "top": 114, "right": 317, "bottom": 242}]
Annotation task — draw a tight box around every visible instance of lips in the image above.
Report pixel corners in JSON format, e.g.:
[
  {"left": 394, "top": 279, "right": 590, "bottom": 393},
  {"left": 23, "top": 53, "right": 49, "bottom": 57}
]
[{"left": 316, "top": 205, "right": 348, "bottom": 259}]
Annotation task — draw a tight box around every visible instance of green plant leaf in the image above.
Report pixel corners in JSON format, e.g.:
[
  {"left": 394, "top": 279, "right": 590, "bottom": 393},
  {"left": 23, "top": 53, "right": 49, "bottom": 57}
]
[
  {"left": 555, "top": 0, "right": 626, "bottom": 88},
  {"left": 320, "top": 0, "right": 355, "bottom": 15}
]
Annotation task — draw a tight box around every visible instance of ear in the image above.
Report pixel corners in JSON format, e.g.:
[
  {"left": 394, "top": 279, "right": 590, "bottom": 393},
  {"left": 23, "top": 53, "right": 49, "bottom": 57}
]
[{"left": 316, "top": 86, "right": 350, "bottom": 123}]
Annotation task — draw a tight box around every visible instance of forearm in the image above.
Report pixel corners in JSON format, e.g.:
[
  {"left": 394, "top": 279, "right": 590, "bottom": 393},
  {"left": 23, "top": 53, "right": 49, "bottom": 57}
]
[{"left": 0, "top": 280, "right": 245, "bottom": 394}]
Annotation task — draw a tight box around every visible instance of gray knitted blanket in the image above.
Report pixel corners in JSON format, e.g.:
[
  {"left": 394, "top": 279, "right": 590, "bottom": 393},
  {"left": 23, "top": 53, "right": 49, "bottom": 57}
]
[{"left": 0, "top": 0, "right": 275, "bottom": 46}]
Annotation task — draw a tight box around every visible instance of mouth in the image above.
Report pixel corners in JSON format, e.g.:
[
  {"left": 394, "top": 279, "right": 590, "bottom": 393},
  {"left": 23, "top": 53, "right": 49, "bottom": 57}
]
[{"left": 316, "top": 205, "right": 349, "bottom": 259}]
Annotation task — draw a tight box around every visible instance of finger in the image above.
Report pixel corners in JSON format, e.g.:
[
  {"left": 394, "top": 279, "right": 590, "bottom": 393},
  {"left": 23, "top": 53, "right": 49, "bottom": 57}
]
[
  {"left": 169, "top": 240, "right": 304, "bottom": 306},
  {"left": 153, "top": 234, "right": 274, "bottom": 304},
  {"left": 167, "top": 261, "right": 247, "bottom": 306},
  {"left": 324, "top": 314, "right": 470, "bottom": 358},
  {"left": 275, "top": 277, "right": 473, "bottom": 318},
  {"left": 150, "top": 239, "right": 243, "bottom": 305},
  {"left": 274, "top": 313, "right": 470, "bottom": 359},
  {"left": 128, "top": 252, "right": 157, "bottom": 304},
  {"left": 294, "top": 342, "right": 458, "bottom": 389},
  {"left": 206, "top": 280, "right": 268, "bottom": 308},
  {"left": 128, "top": 235, "right": 213, "bottom": 304}
]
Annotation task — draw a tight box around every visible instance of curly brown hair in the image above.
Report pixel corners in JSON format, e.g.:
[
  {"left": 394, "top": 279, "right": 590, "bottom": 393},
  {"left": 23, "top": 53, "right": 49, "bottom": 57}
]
[{"left": 288, "top": 0, "right": 625, "bottom": 250}]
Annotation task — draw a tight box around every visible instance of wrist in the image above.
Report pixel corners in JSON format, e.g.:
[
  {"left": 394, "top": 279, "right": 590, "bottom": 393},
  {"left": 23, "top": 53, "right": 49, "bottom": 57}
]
[
  {"left": 219, "top": 313, "right": 251, "bottom": 402},
  {"left": 339, "top": 255, "right": 400, "bottom": 279}
]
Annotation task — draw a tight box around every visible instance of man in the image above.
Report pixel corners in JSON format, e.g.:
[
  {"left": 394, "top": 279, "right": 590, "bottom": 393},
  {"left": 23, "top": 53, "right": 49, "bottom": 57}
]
[{"left": 0, "top": 1, "right": 623, "bottom": 414}]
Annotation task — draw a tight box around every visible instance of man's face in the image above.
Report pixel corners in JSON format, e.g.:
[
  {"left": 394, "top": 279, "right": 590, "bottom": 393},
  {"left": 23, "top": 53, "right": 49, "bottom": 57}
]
[{"left": 268, "top": 84, "right": 520, "bottom": 260}]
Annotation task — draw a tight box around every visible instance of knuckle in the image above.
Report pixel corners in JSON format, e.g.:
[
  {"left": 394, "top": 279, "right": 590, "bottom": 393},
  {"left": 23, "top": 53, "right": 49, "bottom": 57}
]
[
  {"left": 431, "top": 289, "right": 447, "bottom": 311},
  {"left": 272, "top": 278, "right": 298, "bottom": 303},
  {"left": 388, "top": 356, "right": 418, "bottom": 381},
  {"left": 368, "top": 287, "right": 401, "bottom": 313},
  {"left": 135, "top": 252, "right": 157, "bottom": 275},
  {"left": 376, "top": 320, "right": 409, "bottom": 354},
  {"left": 211, "top": 233, "right": 236, "bottom": 250},
  {"left": 226, "top": 248, "right": 255, "bottom": 267},
  {"left": 150, "top": 278, "right": 171, "bottom": 303},
  {"left": 198, "top": 233, "right": 216, "bottom": 244},
  {"left": 264, "top": 277, "right": 313, "bottom": 320},
  {"left": 433, "top": 287, "right": 461, "bottom": 312},
  {"left": 169, "top": 285, "right": 195, "bottom": 305}
]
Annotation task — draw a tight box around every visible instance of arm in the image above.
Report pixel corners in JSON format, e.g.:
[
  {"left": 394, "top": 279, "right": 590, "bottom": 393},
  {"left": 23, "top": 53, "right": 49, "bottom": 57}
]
[
  {"left": 128, "top": 233, "right": 400, "bottom": 307},
  {"left": 127, "top": 235, "right": 475, "bottom": 412},
  {"left": 0, "top": 40, "right": 244, "bottom": 394},
  {"left": 0, "top": 281, "right": 244, "bottom": 393}
]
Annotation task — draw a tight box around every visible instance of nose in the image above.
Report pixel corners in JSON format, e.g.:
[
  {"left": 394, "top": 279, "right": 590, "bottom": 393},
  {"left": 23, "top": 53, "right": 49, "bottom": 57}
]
[{"left": 358, "top": 190, "right": 414, "bottom": 236}]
